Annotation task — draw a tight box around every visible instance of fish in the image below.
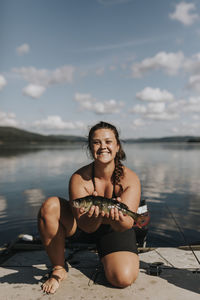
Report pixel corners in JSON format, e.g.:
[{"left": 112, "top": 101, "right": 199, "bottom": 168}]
[{"left": 72, "top": 195, "right": 149, "bottom": 228}]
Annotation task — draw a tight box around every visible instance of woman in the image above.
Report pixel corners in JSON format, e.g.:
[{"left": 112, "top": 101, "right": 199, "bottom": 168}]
[{"left": 38, "top": 121, "right": 141, "bottom": 294}]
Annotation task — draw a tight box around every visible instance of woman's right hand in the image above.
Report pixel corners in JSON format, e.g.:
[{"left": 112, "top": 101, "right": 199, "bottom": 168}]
[{"left": 85, "top": 190, "right": 105, "bottom": 219}]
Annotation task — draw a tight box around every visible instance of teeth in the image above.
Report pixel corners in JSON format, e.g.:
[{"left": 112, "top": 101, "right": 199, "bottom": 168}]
[{"left": 99, "top": 152, "right": 110, "bottom": 154}]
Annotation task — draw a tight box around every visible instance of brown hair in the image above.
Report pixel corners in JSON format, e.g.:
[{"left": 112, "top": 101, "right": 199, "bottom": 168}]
[{"left": 88, "top": 121, "right": 126, "bottom": 194}]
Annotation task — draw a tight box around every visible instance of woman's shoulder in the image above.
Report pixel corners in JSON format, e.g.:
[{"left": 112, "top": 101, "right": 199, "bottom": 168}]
[
  {"left": 123, "top": 165, "right": 140, "bottom": 184},
  {"left": 70, "top": 163, "right": 93, "bottom": 183}
]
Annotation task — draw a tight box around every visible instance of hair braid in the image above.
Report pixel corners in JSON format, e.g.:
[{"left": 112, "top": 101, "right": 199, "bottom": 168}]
[{"left": 112, "top": 148, "right": 125, "bottom": 195}]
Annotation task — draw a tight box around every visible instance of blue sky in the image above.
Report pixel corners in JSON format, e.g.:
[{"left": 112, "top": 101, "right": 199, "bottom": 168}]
[{"left": 1, "top": 0, "right": 200, "bottom": 138}]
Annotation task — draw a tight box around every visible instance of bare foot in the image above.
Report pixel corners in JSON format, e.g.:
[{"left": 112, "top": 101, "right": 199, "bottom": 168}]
[{"left": 41, "top": 266, "right": 67, "bottom": 294}]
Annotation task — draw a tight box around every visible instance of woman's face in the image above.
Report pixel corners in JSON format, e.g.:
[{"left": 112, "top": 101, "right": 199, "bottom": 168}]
[{"left": 90, "top": 128, "right": 119, "bottom": 163}]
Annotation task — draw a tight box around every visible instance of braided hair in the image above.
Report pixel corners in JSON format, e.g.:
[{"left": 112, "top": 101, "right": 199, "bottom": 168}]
[{"left": 88, "top": 121, "right": 126, "bottom": 194}]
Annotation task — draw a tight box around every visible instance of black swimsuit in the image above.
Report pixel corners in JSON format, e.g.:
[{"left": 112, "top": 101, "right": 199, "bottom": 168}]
[
  {"left": 69, "top": 164, "right": 138, "bottom": 258},
  {"left": 88, "top": 163, "right": 138, "bottom": 258}
]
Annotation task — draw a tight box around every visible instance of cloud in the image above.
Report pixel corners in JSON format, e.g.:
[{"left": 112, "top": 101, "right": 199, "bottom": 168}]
[
  {"left": 131, "top": 51, "right": 184, "bottom": 78},
  {"left": 132, "top": 118, "right": 146, "bottom": 127},
  {"left": 0, "top": 75, "right": 7, "bottom": 90},
  {"left": 187, "top": 74, "right": 200, "bottom": 92},
  {"left": 184, "top": 53, "right": 200, "bottom": 74},
  {"left": 131, "top": 96, "right": 200, "bottom": 123},
  {"left": 13, "top": 65, "right": 75, "bottom": 85},
  {"left": 33, "top": 115, "right": 85, "bottom": 130},
  {"left": 169, "top": 2, "right": 199, "bottom": 26},
  {"left": 12, "top": 65, "right": 75, "bottom": 99},
  {"left": 22, "top": 84, "right": 46, "bottom": 99},
  {"left": 172, "top": 120, "right": 200, "bottom": 135},
  {"left": 130, "top": 102, "right": 179, "bottom": 121},
  {"left": 181, "top": 96, "right": 200, "bottom": 112},
  {"left": 136, "top": 87, "right": 174, "bottom": 102},
  {"left": 130, "top": 87, "right": 179, "bottom": 121},
  {"left": 0, "top": 111, "right": 19, "bottom": 127},
  {"left": 16, "top": 43, "right": 30, "bottom": 55},
  {"left": 74, "top": 92, "right": 124, "bottom": 114},
  {"left": 182, "top": 53, "right": 200, "bottom": 91},
  {"left": 96, "top": 67, "right": 105, "bottom": 76}
]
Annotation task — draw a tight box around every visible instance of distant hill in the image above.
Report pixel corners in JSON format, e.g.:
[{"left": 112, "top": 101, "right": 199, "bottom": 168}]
[
  {"left": 0, "top": 126, "right": 200, "bottom": 147},
  {"left": 0, "top": 126, "right": 87, "bottom": 146},
  {"left": 125, "top": 136, "right": 200, "bottom": 143}
]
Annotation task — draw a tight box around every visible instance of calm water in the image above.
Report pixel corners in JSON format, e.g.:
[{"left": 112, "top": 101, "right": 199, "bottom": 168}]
[{"left": 0, "top": 143, "right": 200, "bottom": 247}]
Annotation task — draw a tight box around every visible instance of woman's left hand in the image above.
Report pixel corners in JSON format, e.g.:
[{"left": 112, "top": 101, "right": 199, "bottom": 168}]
[{"left": 105, "top": 197, "right": 126, "bottom": 222}]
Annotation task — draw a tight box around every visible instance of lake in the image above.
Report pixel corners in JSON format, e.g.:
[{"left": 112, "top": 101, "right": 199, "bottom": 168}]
[{"left": 0, "top": 143, "right": 200, "bottom": 247}]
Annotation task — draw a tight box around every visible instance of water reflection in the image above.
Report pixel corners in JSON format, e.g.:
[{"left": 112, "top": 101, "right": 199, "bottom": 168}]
[
  {"left": 24, "top": 189, "right": 46, "bottom": 207},
  {"left": 0, "top": 144, "right": 199, "bottom": 246},
  {"left": 0, "top": 195, "right": 7, "bottom": 222},
  {"left": 124, "top": 144, "right": 200, "bottom": 246}
]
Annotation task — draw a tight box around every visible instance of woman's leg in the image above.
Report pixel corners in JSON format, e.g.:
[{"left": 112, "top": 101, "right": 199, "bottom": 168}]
[
  {"left": 101, "top": 251, "right": 139, "bottom": 288},
  {"left": 38, "top": 197, "right": 77, "bottom": 293}
]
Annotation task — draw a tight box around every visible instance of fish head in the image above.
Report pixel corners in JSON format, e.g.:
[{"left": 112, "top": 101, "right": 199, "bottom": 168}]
[{"left": 72, "top": 196, "right": 93, "bottom": 211}]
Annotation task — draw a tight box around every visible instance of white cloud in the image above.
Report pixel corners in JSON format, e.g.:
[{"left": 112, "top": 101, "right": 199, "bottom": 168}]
[
  {"left": 147, "top": 102, "right": 166, "bottom": 114},
  {"left": 130, "top": 104, "right": 147, "bottom": 114},
  {"left": 16, "top": 43, "right": 30, "bottom": 55},
  {"left": 109, "top": 65, "right": 117, "bottom": 71},
  {"left": 12, "top": 65, "right": 75, "bottom": 99},
  {"left": 33, "top": 115, "right": 85, "bottom": 130},
  {"left": 182, "top": 96, "right": 200, "bottom": 112},
  {"left": 136, "top": 87, "right": 174, "bottom": 102},
  {"left": 146, "top": 112, "right": 179, "bottom": 121},
  {"left": 193, "top": 114, "right": 200, "bottom": 120},
  {"left": 130, "top": 102, "right": 179, "bottom": 121},
  {"left": 172, "top": 120, "right": 200, "bottom": 135},
  {"left": 132, "top": 118, "right": 146, "bottom": 127},
  {"left": 130, "top": 103, "right": 166, "bottom": 115},
  {"left": 131, "top": 51, "right": 184, "bottom": 78},
  {"left": 0, "top": 111, "right": 19, "bottom": 127},
  {"left": 169, "top": 2, "right": 199, "bottom": 26},
  {"left": 0, "top": 75, "right": 7, "bottom": 90},
  {"left": 22, "top": 84, "right": 46, "bottom": 99},
  {"left": 96, "top": 67, "right": 105, "bottom": 76},
  {"left": 74, "top": 92, "right": 124, "bottom": 114},
  {"left": 184, "top": 53, "right": 200, "bottom": 74},
  {"left": 187, "top": 74, "right": 200, "bottom": 92},
  {"left": 13, "top": 65, "right": 75, "bottom": 86}
]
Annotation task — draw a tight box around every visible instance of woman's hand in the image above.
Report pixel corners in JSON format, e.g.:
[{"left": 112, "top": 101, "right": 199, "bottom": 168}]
[
  {"left": 105, "top": 197, "right": 126, "bottom": 221},
  {"left": 79, "top": 190, "right": 103, "bottom": 219}
]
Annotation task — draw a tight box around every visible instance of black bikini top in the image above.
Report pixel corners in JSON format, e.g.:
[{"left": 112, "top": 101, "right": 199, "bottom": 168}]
[{"left": 92, "top": 162, "right": 116, "bottom": 198}]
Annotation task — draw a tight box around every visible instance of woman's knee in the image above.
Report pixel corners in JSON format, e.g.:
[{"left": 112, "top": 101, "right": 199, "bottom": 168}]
[
  {"left": 105, "top": 267, "right": 139, "bottom": 288},
  {"left": 39, "top": 196, "right": 60, "bottom": 219}
]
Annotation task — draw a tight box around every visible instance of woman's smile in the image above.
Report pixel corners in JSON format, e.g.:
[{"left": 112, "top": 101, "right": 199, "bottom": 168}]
[{"left": 91, "top": 128, "right": 119, "bottom": 162}]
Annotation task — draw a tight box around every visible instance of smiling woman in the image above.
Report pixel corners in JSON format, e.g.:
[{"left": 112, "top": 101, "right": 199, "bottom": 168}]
[
  {"left": 38, "top": 121, "right": 141, "bottom": 294},
  {"left": 88, "top": 121, "right": 126, "bottom": 193}
]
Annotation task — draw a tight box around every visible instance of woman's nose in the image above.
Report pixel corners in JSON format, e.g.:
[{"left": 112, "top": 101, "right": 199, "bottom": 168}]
[{"left": 100, "top": 142, "right": 106, "bottom": 148}]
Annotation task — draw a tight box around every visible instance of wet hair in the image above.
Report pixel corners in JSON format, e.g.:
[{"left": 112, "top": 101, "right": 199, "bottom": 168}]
[{"left": 88, "top": 121, "right": 126, "bottom": 194}]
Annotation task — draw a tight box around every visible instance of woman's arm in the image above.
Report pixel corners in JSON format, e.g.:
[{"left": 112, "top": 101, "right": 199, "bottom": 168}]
[
  {"left": 107, "top": 167, "right": 141, "bottom": 232},
  {"left": 69, "top": 172, "right": 103, "bottom": 233}
]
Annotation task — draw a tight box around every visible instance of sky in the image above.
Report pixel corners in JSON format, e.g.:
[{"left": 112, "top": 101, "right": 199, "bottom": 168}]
[{"left": 1, "top": 0, "right": 200, "bottom": 138}]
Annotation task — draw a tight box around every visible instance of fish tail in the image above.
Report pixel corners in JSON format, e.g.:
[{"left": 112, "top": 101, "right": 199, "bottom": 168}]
[
  {"left": 127, "top": 210, "right": 150, "bottom": 228},
  {"left": 135, "top": 214, "right": 150, "bottom": 228}
]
